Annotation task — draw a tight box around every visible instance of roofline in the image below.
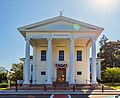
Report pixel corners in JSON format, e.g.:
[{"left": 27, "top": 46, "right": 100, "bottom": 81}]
[
  {"left": 18, "top": 15, "right": 104, "bottom": 37},
  {"left": 18, "top": 15, "right": 104, "bottom": 32}
]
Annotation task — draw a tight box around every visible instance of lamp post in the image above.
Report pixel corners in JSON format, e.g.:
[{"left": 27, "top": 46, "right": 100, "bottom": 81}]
[{"left": 10, "top": 69, "right": 19, "bottom": 92}]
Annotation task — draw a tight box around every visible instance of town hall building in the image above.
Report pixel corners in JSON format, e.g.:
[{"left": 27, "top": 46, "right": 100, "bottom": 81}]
[{"left": 18, "top": 15, "right": 104, "bottom": 85}]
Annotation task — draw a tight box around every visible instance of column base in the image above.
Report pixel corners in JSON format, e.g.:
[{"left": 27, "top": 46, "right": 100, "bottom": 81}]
[
  {"left": 32, "top": 80, "right": 37, "bottom": 84},
  {"left": 23, "top": 80, "right": 30, "bottom": 85},
  {"left": 69, "top": 81, "right": 75, "bottom": 84},
  {"left": 86, "top": 81, "right": 90, "bottom": 84},
  {"left": 91, "top": 81, "right": 98, "bottom": 84},
  {"left": 46, "top": 81, "right": 52, "bottom": 84}
]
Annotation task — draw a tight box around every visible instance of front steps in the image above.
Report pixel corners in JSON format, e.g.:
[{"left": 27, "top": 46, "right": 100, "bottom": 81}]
[{"left": 9, "top": 83, "right": 115, "bottom": 91}]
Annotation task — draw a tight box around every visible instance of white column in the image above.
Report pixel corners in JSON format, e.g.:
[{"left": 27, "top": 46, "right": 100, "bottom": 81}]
[
  {"left": 91, "top": 38, "right": 97, "bottom": 84},
  {"left": 86, "top": 47, "right": 90, "bottom": 84},
  {"left": 33, "top": 47, "right": 36, "bottom": 84},
  {"left": 46, "top": 38, "right": 52, "bottom": 84},
  {"left": 24, "top": 38, "right": 30, "bottom": 84},
  {"left": 69, "top": 38, "right": 75, "bottom": 84}
]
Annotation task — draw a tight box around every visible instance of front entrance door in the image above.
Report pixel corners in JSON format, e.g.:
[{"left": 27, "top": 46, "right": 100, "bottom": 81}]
[{"left": 56, "top": 68, "right": 66, "bottom": 82}]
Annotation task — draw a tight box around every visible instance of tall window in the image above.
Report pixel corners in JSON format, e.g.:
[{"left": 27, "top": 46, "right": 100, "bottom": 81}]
[
  {"left": 59, "top": 50, "right": 64, "bottom": 61},
  {"left": 41, "top": 50, "right": 46, "bottom": 61},
  {"left": 77, "top": 51, "right": 82, "bottom": 61},
  {"left": 31, "top": 65, "right": 33, "bottom": 72}
]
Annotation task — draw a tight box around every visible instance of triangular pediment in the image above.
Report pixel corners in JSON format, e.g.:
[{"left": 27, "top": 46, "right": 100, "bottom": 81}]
[{"left": 18, "top": 16, "right": 104, "bottom": 37}]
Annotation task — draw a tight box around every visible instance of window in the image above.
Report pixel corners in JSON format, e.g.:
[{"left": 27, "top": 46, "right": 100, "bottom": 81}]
[
  {"left": 77, "top": 51, "right": 82, "bottom": 61},
  {"left": 41, "top": 50, "right": 46, "bottom": 61},
  {"left": 30, "top": 75, "right": 33, "bottom": 83},
  {"left": 31, "top": 65, "right": 33, "bottom": 72},
  {"left": 59, "top": 50, "right": 64, "bottom": 61},
  {"left": 77, "top": 71, "right": 82, "bottom": 75},
  {"left": 41, "top": 71, "right": 46, "bottom": 75}
]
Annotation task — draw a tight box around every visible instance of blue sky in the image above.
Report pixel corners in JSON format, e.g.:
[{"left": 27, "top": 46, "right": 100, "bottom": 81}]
[{"left": 0, "top": 0, "right": 120, "bottom": 70}]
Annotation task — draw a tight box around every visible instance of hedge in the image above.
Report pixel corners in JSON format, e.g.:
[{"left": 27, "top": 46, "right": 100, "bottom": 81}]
[
  {"left": 0, "top": 83, "right": 8, "bottom": 88},
  {"left": 102, "top": 67, "right": 120, "bottom": 82}
]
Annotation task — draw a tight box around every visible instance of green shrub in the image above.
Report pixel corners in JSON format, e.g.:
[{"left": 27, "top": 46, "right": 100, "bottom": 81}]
[
  {"left": 0, "top": 83, "right": 8, "bottom": 88},
  {"left": 10, "top": 81, "right": 16, "bottom": 86},
  {"left": 102, "top": 67, "right": 120, "bottom": 82}
]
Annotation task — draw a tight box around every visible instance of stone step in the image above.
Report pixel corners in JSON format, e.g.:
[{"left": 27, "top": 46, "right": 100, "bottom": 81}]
[{"left": 9, "top": 85, "right": 115, "bottom": 90}]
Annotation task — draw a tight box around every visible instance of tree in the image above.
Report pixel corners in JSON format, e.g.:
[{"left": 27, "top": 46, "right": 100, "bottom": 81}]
[
  {"left": 11, "top": 63, "right": 23, "bottom": 81},
  {"left": 102, "top": 67, "right": 120, "bottom": 82},
  {"left": 98, "top": 39, "right": 120, "bottom": 70},
  {"left": 0, "top": 66, "right": 7, "bottom": 73},
  {"left": 0, "top": 66, "right": 8, "bottom": 82}
]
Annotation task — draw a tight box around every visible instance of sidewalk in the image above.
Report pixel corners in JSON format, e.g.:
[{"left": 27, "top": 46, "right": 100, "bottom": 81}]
[{"left": 0, "top": 89, "right": 120, "bottom": 95}]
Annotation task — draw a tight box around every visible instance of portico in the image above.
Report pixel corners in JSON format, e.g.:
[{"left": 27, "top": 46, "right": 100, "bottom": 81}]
[{"left": 18, "top": 15, "right": 103, "bottom": 85}]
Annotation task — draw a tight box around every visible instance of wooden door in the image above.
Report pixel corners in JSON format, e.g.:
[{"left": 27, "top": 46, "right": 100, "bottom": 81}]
[{"left": 56, "top": 68, "right": 66, "bottom": 82}]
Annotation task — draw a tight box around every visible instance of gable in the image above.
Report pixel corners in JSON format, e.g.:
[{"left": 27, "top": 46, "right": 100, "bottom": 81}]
[
  {"left": 18, "top": 16, "right": 104, "bottom": 37},
  {"left": 24, "top": 21, "right": 99, "bottom": 31}
]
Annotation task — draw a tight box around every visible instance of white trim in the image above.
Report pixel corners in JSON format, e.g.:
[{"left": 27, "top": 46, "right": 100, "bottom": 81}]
[{"left": 27, "top": 33, "right": 96, "bottom": 40}]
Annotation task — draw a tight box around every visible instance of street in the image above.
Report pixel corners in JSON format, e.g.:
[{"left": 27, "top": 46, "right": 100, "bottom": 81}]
[{"left": 0, "top": 94, "right": 89, "bottom": 98}]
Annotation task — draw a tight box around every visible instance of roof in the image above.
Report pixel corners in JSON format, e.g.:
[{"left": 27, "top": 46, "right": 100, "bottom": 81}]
[{"left": 18, "top": 15, "right": 104, "bottom": 37}]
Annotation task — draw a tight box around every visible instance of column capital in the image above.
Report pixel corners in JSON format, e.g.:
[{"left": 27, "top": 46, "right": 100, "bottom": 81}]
[
  {"left": 70, "top": 37, "right": 74, "bottom": 41},
  {"left": 25, "top": 38, "right": 30, "bottom": 41},
  {"left": 47, "top": 38, "right": 52, "bottom": 41},
  {"left": 91, "top": 37, "right": 97, "bottom": 42},
  {"left": 33, "top": 46, "right": 36, "bottom": 49}
]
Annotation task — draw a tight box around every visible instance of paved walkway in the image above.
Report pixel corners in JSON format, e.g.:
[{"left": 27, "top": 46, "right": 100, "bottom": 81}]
[{"left": 50, "top": 94, "right": 70, "bottom": 98}]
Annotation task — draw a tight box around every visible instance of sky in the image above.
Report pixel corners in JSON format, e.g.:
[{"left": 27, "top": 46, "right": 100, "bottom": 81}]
[{"left": 0, "top": 0, "right": 120, "bottom": 70}]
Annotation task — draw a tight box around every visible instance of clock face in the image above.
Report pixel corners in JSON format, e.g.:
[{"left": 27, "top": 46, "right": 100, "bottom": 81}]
[{"left": 73, "top": 24, "right": 80, "bottom": 30}]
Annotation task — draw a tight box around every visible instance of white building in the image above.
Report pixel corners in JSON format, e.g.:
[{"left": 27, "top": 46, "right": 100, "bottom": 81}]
[
  {"left": 20, "top": 57, "right": 103, "bottom": 83},
  {"left": 18, "top": 15, "right": 104, "bottom": 85}
]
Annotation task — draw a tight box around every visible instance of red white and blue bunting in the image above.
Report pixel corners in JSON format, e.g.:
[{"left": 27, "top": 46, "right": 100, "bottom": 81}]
[{"left": 56, "top": 64, "right": 67, "bottom": 68}]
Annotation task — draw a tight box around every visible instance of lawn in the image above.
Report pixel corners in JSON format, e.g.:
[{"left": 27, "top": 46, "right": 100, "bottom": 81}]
[{"left": 103, "top": 83, "right": 120, "bottom": 90}]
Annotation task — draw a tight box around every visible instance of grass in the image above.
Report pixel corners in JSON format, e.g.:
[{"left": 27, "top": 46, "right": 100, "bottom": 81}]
[
  {"left": 0, "top": 88, "right": 7, "bottom": 90},
  {"left": 103, "top": 83, "right": 120, "bottom": 90}
]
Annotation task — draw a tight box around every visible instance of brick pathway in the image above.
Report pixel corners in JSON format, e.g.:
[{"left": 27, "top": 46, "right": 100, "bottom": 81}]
[{"left": 53, "top": 94, "right": 69, "bottom": 98}]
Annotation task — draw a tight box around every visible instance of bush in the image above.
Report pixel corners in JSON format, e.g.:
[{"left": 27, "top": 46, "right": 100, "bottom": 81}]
[
  {"left": 0, "top": 83, "right": 8, "bottom": 88},
  {"left": 102, "top": 67, "right": 120, "bottom": 82},
  {"left": 10, "top": 81, "right": 16, "bottom": 86}
]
